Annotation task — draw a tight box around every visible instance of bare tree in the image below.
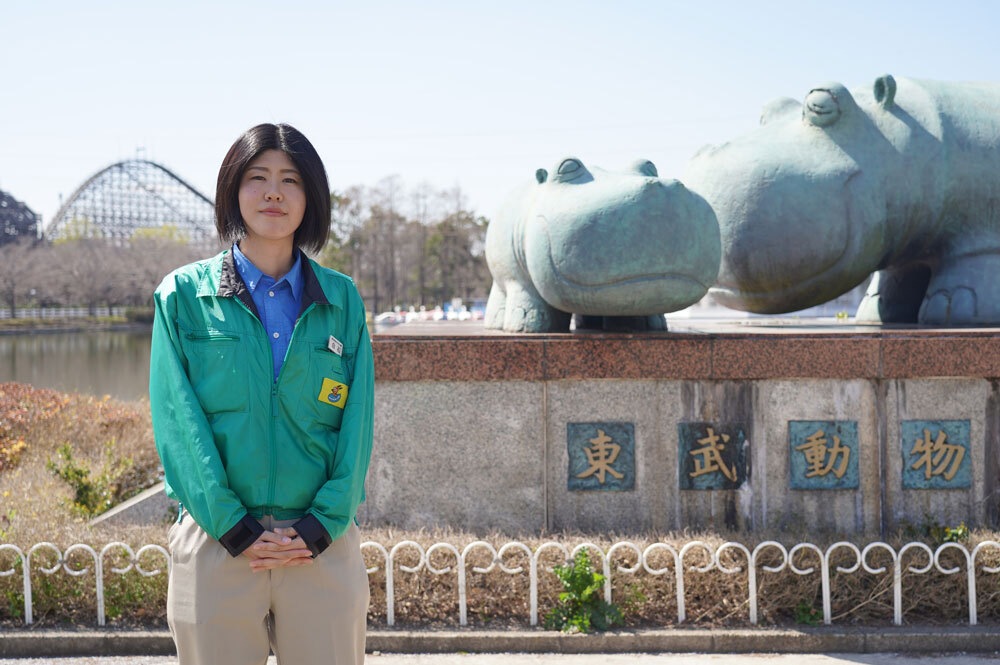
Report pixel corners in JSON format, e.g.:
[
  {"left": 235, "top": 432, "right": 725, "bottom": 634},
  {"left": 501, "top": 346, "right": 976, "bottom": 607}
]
[
  {"left": 314, "top": 179, "right": 492, "bottom": 313},
  {"left": 320, "top": 187, "right": 366, "bottom": 274},
  {"left": 410, "top": 182, "right": 439, "bottom": 306},
  {"left": 123, "top": 236, "right": 203, "bottom": 306},
  {"left": 375, "top": 176, "right": 403, "bottom": 311},
  {"left": 49, "top": 240, "right": 126, "bottom": 315},
  {"left": 0, "top": 238, "right": 41, "bottom": 317},
  {"left": 424, "top": 185, "right": 490, "bottom": 304}
]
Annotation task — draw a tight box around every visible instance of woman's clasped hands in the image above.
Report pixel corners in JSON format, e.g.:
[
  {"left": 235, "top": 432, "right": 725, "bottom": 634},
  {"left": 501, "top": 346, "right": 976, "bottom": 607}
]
[{"left": 242, "top": 527, "right": 315, "bottom": 571}]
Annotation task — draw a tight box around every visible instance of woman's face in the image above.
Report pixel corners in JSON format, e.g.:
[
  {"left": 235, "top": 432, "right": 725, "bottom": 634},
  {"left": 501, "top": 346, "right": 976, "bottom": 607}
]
[{"left": 238, "top": 149, "right": 306, "bottom": 246}]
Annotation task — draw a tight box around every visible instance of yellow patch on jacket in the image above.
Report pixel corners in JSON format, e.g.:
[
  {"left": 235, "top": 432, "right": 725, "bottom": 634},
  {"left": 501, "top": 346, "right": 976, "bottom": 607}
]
[{"left": 317, "top": 378, "right": 349, "bottom": 408}]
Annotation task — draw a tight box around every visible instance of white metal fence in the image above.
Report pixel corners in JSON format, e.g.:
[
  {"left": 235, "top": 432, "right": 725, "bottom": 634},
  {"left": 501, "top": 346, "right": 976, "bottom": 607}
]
[{"left": 2, "top": 539, "right": 998, "bottom": 627}]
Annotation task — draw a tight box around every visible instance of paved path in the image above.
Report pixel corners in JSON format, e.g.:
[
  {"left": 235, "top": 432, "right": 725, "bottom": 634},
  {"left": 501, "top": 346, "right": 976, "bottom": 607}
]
[{"left": 2, "top": 654, "right": 998, "bottom": 664}]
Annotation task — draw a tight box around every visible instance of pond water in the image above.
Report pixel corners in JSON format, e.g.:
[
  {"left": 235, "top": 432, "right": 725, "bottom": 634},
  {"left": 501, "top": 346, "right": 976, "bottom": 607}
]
[{"left": 0, "top": 330, "right": 152, "bottom": 401}]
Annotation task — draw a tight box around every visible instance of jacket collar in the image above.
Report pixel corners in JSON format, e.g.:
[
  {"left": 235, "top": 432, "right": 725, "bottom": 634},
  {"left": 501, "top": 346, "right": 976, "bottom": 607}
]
[
  {"left": 216, "top": 246, "right": 260, "bottom": 320},
  {"left": 298, "top": 251, "right": 331, "bottom": 315},
  {"left": 231, "top": 243, "right": 305, "bottom": 303},
  {"left": 196, "top": 247, "right": 332, "bottom": 320}
]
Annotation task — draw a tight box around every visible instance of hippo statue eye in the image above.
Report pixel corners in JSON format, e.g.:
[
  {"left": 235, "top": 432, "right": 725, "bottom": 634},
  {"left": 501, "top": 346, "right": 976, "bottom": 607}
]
[{"left": 803, "top": 89, "right": 841, "bottom": 127}]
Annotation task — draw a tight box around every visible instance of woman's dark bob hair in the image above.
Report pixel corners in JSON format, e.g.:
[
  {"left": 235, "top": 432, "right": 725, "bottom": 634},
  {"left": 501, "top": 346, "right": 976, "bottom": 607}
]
[{"left": 216, "top": 123, "right": 330, "bottom": 254}]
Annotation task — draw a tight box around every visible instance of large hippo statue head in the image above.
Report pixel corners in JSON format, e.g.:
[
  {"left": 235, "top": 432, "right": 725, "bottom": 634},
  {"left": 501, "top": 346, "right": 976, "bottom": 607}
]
[
  {"left": 683, "top": 76, "right": 904, "bottom": 313},
  {"left": 485, "top": 157, "right": 720, "bottom": 332}
]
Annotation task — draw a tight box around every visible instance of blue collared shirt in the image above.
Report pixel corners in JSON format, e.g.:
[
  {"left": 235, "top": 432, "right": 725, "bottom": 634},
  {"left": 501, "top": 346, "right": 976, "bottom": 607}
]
[{"left": 231, "top": 244, "right": 304, "bottom": 381}]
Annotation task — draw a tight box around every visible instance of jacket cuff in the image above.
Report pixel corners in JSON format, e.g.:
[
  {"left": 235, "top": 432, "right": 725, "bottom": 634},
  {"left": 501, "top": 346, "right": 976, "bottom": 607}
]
[
  {"left": 293, "top": 514, "right": 332, "bottom": 558},
  {"left": 219, "top": 514, "right": 264, "bottom": 557}
]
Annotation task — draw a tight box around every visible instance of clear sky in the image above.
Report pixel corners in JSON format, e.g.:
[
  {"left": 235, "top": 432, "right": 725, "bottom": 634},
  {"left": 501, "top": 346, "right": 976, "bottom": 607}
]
[{"left": 2, "top": 0, "right": 998, "bottom": 230}]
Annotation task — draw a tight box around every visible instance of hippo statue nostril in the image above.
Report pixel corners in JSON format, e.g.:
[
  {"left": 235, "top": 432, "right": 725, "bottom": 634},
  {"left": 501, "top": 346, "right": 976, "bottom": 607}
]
[
  {"left": 803, "top": 89, "right": 841, "bottom": 127},
  {"left": 641, "top": 177, "right": 683, "bottom": 198},
  {"left": 631, "top": 159, "right": 658, "bottom": 178}
]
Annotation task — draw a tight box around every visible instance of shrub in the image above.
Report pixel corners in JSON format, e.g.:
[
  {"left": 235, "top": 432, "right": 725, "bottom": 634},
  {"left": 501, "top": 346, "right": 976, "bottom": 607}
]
[
  {"left": 46, "top": 440, "right": 137, "bottom": 518},
  {"left": 903, "top": 514, "right": 970, "bottom": 547},
  {"left": 544, "top": 550, "right": 624, "bottom": 633},
  {"left": 0, "top": 437, "right": 27, "bottom": 472},
  {"left": 0, "top": 383, "right": 67, "bottom": 473}
]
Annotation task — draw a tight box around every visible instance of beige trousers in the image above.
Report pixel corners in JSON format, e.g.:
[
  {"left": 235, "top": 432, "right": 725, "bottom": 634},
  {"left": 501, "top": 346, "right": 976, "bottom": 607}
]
[{"left": 167, "top": 512, "right": 369, "bottom": 665}]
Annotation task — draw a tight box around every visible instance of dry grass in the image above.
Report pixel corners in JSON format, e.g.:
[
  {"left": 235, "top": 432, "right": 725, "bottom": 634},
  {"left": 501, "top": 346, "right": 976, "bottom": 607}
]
[
  {"left": 2, "top": 382, "right": 999, "bottom": 629},
  {"left": 0, "top": 382, "right": 165, "bottom": 628},
  {"left": 0, "top": 383, "right": 161, "bottom": 542}
]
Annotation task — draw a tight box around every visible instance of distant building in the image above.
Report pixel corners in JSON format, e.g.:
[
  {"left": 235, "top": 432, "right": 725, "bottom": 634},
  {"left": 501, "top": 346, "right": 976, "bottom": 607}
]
[{"left": 0, "top": 189, "right": 39, "bottom": 245}]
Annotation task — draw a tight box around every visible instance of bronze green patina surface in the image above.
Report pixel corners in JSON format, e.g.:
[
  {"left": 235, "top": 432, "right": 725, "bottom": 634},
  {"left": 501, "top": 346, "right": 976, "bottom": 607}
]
[
  {"left": 789, "top": 420, "right": 860, "bottom": 490},
  {"left": 485, "top": 157, "right": 720, "bottom": 332},
  {"left": 900, "top": 419, "right": 972, "bottom": 489},
  {"left": 677, "top": 422, "right": 748, "bottom": 490},
  {"left": 683, "top": 75, "right": 1000, "bottom": 326},
  {"left": 566, "top": 421, "right": 635, "bottom": 491}
]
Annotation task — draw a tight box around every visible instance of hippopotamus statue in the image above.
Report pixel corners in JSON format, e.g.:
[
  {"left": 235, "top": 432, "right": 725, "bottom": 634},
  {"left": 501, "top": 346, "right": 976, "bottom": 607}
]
[
  {"left": 683, "top": 75, "right": 1000, "bottom": 325},
  {"left": 485, "top": 157, "right": 720, "bottom": 332}
]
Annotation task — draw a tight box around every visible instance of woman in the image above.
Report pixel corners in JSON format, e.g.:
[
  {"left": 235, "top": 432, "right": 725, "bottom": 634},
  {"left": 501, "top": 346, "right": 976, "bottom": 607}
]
[{"left": 149, "top": 123, "right": 373, "bottom": 665}]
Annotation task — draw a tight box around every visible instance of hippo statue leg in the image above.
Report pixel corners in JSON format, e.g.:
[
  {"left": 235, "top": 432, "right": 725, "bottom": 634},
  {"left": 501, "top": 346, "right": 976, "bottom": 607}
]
[
  {"left": 919, "top": 247, "right": 1000, "bottom": 325},
  {"left": 485, "top": 282, "right": 506, "bottom": 329},
  {"left": 486, "top": 280, "right": 571, "bottom": 332},
  {"left": 645, "top": 314, "right": 668, "bottom": 330},
  {"left": 855, "top": 264, "right": 931, "bottom": 323}
]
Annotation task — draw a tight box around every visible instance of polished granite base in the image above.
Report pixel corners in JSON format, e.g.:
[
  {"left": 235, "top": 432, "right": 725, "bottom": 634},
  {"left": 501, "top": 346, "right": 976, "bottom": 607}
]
[{"left": 372, "top": 319, "right": 1000, "bottom": 381}]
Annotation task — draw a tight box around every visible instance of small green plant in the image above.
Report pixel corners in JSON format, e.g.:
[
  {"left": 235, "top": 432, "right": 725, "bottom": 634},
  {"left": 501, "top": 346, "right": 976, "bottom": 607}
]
[
  {"left": 4, "top": 587, "right": 24, "bottom": 619},
  {"left": 544, "top": 551, "right": 624, "bottom": 633},
  {"left": 903, "top": 513, "right": 970, "bottom": 547},
  {"left": 794, "top": 598, "right": 822, "bottom": 625},
  {"left": 46, "top": 439, "right": 135, "bottom": 518},
  {"left": 622, "top": 583, "right": 647, "bottom": 613},
  {"left": 0, "top": 506, "right": 14, "bottom": 540}
]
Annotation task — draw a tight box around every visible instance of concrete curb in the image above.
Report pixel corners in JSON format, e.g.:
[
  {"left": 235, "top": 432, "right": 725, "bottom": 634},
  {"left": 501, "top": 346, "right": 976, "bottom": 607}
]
[
  {"left": 2, "top": 627, "right": 1000, "bottom": 658},
  {"left": 87, "top": 481, "right": 175, "bottom": 528}
]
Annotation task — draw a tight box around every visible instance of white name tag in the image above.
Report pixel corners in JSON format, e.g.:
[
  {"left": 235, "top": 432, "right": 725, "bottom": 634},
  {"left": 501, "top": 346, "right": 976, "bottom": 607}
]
[{"left": 327, "top": 335, "right": 343, "bottom": 356}]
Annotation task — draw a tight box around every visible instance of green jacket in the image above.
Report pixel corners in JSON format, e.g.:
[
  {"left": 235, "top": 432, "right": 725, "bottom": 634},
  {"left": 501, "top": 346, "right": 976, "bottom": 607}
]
[{"left": 149, "top": 248, "right": 373, "bottom": 557}]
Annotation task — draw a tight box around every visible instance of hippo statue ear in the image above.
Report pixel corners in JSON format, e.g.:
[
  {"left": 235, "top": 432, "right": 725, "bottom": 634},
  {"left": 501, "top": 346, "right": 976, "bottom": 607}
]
[
  {"left": 631, "top": 159, "right": 658, "bottom": 177},
  {"left": 874, "top": 74, "right": 896, "bottom": 109},
  {"left": 536, "top": 168, "right": 548, "bottom": 184},
  {"left": 803, "top": 87, "right": 842, "bottom": 127},
  {"left": 760, "top": 97, "right": 801, "bottom": 125},
  {"left": 552, "top": 157, "right": 591, "bottom": 183}
]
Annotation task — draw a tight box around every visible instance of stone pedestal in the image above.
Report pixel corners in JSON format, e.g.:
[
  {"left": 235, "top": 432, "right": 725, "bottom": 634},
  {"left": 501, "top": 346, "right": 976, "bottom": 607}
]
[{"left": 360, "top": 321, "right": 1000, "bottom": 535}]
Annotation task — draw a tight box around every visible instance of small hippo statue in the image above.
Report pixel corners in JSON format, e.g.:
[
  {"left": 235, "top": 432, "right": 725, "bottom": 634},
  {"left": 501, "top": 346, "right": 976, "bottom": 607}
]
[
  {"left": 684, "top": 75, "right": 1000, "bottom": 325},
  {"left": 484, "top": 157, "right": 720, "bottom": 332}
]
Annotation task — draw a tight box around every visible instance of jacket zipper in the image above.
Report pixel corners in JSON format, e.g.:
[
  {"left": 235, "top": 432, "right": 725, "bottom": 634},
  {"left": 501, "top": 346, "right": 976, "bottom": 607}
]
[
  {"left": 266, "top": 301, "right": 318, "bottom": 511},
  {"left": 226, "top": 296, "right": 276, "bottom": 513}
]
